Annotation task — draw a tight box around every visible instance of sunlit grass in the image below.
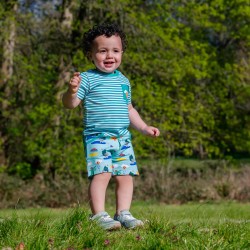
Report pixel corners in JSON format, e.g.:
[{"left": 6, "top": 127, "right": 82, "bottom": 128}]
[{"left": 0, "top": 202, "right": 250, "bottom": 249}]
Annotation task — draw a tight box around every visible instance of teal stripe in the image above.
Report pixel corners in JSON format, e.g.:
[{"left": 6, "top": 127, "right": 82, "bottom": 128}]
[{"left": 77, "top": 69, "right": 131, "bottom": 136}]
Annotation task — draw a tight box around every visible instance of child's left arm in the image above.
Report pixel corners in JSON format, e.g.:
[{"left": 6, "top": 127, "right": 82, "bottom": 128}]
[{"left": 128, "top": 104, "right": 160, "bottom": 137}]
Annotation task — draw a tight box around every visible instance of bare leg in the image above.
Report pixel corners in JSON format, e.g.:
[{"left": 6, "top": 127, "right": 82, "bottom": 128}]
[
  {"left": 114, "top": 175, "right": 134, "bottom": 215},
  {"left": 88, "top": 173, "right": 112, "bottom": 215}
]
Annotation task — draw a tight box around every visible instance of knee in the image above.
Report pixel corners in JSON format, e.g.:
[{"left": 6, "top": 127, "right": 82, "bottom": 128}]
[
  {"left": 92, "top": 173, "right": 112, "bottom": 183},
  {"left": 115, "top": 175, "right": 133, "bottom": 185}
]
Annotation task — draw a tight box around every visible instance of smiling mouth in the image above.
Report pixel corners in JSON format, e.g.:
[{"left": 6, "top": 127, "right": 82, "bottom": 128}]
[{"left": 104, "top": 62, "right": 114, "bottom": 65}]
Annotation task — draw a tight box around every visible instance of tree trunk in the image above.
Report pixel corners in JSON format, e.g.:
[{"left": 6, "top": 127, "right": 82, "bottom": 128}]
[
  {"left": 55, "top": 0, "right": 74, "bottom": 93},
  {"left": 1, "top": 3, "right": 17, "bottom": 86},
  {"left": 0, "top": 1, "right": 18, "bottom": 167}
]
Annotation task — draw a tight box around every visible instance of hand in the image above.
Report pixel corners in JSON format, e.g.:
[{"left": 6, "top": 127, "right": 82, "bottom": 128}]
[
  {"left": 141, "top": 125, "right": 160, "bottom": 137},
  {"left": 68, "top": 72, "right": 81, "bottom": 94}
]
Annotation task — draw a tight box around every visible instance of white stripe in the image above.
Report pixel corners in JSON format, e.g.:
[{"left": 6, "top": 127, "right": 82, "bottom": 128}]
[{"left": 77, "top": 69, "right": 131, "bottom": 136}]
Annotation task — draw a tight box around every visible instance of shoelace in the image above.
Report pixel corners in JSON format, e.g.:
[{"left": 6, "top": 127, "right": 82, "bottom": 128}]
[
  {"left": 101, "top": 215, "right": 113, "bottom": 222},
  {"left": 122, "top": 214, "right": 136, "bottom": 221}
]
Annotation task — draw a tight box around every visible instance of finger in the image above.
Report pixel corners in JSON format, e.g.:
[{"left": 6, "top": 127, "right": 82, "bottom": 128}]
[
  {"left": 74, "top": 72, "right": 80, "bottom": 76},
  {"left": 73, "top": 76, "right": 81, "bottom": 84},
  {"left": 71, "top": 78, "right": 78, "bottom": 84},
  {"left": 153, "top": 128, "right": 160, "bottom": 137},
  {"left": 149, "top": 129, "right": 156, "bottom": 136},
  {"left": 70, "top": 83, "right": 78, "bottom": 88},
  {"left": 71, "top": 76, "right": 81, "bottom": 84}
]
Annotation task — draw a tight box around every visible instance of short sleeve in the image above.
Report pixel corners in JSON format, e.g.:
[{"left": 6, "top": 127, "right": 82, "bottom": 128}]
[
  {"left": 77, "top": 72, "right": 90, "bottom": 100},
  {"left": 127, "top": 83, "right": 132, "bottom": 105}
]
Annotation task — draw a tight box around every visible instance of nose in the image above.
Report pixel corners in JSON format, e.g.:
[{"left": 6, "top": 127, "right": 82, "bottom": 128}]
[{"left": 106, "top": 51, "right": 114, "bottom": 58}]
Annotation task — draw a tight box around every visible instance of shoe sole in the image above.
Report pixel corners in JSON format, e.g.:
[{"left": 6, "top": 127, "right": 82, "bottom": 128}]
[
  {"left": 122, "top": 222, "right": 144, "bottom": 229},
  {"left": 107, "top": 223, "right": 122, "bottom": 231}
]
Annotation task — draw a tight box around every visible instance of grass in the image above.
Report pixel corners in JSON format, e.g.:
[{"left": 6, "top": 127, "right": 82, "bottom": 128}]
[{"left": 0, "top": 202, "right": 250, "bottom": 249}]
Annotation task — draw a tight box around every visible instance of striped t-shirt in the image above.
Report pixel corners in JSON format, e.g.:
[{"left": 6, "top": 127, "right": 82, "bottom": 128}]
[{"left": 77, "top": 69, "right": 131, "bottom": 137}]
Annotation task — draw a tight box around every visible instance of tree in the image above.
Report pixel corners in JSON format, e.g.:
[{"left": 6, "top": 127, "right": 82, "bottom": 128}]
[{"left": 0, "top": 0, "right": 249, "bottom": 178}]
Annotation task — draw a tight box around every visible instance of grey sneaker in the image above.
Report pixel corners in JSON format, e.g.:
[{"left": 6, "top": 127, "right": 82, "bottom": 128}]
[
  {"left": 114, "top": 210, "right": 144, "bottom": 229},
  {"left": 90, "top": 211, "right": 121, "bottom": 230}
]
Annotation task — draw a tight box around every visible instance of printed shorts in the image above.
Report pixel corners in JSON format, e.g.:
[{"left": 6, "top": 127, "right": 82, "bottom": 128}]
[{"left": 84, "top": 134, "right": 139, "bottom": 178}]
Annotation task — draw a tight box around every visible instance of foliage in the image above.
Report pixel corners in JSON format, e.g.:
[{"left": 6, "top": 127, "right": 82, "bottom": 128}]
[
  {"left": 0, "top": 0, "right": 249, "bottom": 177},
  {"left": 1, "top": 160, "right": 250, "bottom": 208}
]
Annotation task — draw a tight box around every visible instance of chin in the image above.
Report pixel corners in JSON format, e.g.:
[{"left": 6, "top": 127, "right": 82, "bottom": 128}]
[
  {"left": 97, "top": 65, "right": 117, "bottom": 73},
  {"left": 104, "top": 69, "right": 116, "bottom": 73}
]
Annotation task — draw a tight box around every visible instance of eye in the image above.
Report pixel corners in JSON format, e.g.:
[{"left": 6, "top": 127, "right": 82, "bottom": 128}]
[
  {"left": 99, "top": 49, "right": 106, "bottom": 53},
  {"left": 114, "top": 49, "right": 121, "bottom": 53}
]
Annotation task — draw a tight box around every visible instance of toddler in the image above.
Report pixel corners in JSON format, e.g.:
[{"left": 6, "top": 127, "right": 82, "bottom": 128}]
[{"left": 62, "top": 23, "right": 160, "bottom": 230}]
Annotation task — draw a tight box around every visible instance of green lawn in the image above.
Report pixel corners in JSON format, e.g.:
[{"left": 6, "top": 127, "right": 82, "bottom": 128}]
[{"left": 0, "top": 202, "right": 250, "bottom": 249}]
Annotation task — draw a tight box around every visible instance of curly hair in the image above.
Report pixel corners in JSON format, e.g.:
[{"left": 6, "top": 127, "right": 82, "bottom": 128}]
[{"left": 83, "top": 23, "right": 127, "bottom": 56}]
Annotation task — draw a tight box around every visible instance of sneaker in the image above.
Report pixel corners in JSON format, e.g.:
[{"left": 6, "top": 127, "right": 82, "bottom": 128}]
[
  {"left": 90, "top": 211, "right": 121, "bottom": 230},
  {"left": 114, "top": 210, "right": 144, "bottom": 229}
]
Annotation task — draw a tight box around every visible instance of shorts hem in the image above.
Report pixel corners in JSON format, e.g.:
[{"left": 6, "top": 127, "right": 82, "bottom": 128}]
[{"left": 88, "top": 172, "right": 139, "bottom": 179}]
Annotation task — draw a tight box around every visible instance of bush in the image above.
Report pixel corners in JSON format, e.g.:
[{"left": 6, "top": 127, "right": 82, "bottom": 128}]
[{"left": 0, "top": 159, "right": 250, "bottom": 208}]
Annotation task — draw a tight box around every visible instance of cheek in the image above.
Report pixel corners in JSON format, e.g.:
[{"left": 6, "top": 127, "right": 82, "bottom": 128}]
[
  {"left": 94, "top": 54, "right": 105, "bottom": 62},
  {"left": 117, "top": 55, "right": 122, "bottom": 62}
]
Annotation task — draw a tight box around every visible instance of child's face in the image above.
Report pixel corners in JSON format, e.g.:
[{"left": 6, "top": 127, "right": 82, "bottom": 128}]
[{"left": 89, "top": 35, "right": 123, "bottom": 73}]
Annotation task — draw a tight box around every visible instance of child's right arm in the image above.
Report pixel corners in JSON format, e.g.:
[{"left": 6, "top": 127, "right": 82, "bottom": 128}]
[{"left": 62, "top": 72, "right": 81, "bottom": 109}]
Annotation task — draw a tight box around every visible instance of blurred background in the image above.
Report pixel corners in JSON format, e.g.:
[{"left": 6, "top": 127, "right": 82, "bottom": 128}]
[{"left": 0, "top": 0, "right": 249, "bottom": 208}]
